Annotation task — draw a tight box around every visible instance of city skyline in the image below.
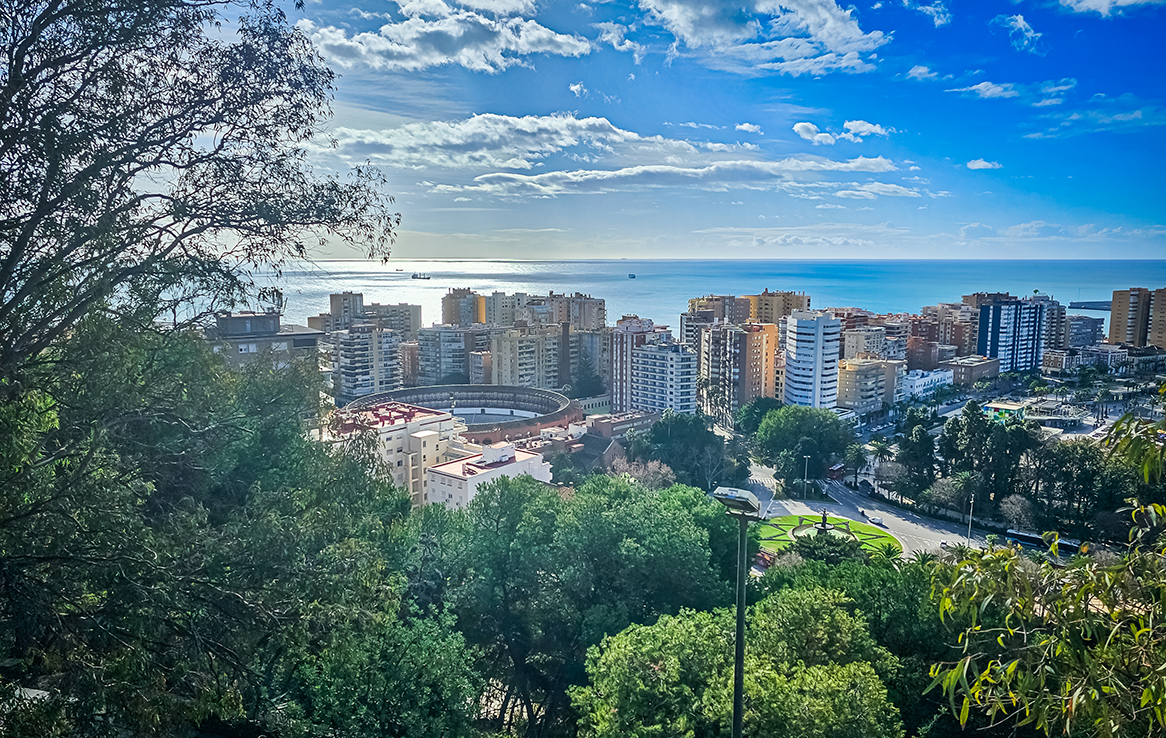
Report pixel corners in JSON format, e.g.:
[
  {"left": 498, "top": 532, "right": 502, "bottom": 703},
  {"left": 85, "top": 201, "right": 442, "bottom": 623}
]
[{"left": 290, "top": 0, "right": 1164, "bottom": 260}]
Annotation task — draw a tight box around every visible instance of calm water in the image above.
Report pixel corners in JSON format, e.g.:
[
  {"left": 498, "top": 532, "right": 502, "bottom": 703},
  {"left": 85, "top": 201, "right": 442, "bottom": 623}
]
[{"left": 266, "top": 260, "right": 1166, "bottom": 330}]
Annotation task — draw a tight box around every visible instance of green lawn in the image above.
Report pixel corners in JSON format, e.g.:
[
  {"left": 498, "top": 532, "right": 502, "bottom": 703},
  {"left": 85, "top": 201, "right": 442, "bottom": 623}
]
[{"left": 759, "top": 514, "right": 902, "bottom": 554}]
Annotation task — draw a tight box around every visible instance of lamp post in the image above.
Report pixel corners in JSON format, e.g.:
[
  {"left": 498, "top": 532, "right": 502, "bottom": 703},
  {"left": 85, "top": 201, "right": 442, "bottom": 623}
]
[
  {"left": 802, "top": 455, "right": 810, "bottom": 499},
  {"left": 967, "top": 490, "right": 976, "bottom": 547},
  {"left": 711, "top": 487, "right": 763, "bottom": 738}
]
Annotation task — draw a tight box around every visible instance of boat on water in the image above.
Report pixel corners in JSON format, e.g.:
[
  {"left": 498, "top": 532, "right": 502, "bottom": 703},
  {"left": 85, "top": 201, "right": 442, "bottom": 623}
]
[
  {"left": 395, "top": 268, "right": 403, "bottom": 272},
  {"left": 628, "top": 273, "right": 636, "bottom": 279},
  {"left": 411, "top": 273, "right": 431, "bottom": 280}
]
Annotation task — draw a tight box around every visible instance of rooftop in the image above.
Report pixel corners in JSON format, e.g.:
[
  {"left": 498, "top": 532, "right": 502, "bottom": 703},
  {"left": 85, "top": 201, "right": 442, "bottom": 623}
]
[
  {"left": 335, "top": 401, "right": 450, "bottom": 434},
  {"left": 428, "top": 446, "right": 542, "bottom": 479}
]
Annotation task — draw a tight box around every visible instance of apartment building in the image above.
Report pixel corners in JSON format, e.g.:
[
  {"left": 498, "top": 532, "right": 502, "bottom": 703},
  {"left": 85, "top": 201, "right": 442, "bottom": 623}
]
[
  {"left": 679, "top": 308, "right": 719, "bottom": 351},
  {"left": 490, "top": 325, "right": 577, "bottom": 390},
  {"left": 206, "top": 311, "right": 323, "bottom": 368},
  {"left": 746, "top": 289, "right": 811, "bottom": 323},
  {"left": 1024, "top": 294, "right": 1068, "bottom": 351},
  {"left": 837, "top": 359, "right": 887, "bottom": 417},
  {"left": 630, "top": 341, "right": 699, "bottom": 415},
  {"left": 426, "top": 442, "right": 552, "bottom": 510},
  {"left": 332, "top": 323, "right": 403, "bottom": 405},
  {"left": 782, "top": 310, "right": 841, "bottom": 409},
  {"left": 843, "top": 326, "right": 887, "bottom": 360},
  {"left": 900, "top": 369, "right": 954, "bottom": 399},
  {"left": 400, "top": 341, "right": 420, "bottom": 387},
  {"left": 1152, "top": 288, "right": 1166, "bottom": 349},
  {"left": 977, "top": 297, "right": 1046, "bottom": 373},
  {"left": 688, "top": 295, "right": 752, "bottom": 325},
  {"left": 1068, "top": 315, "right": 1105, "bottom": 347},
  {"left": 365, "top": 302, "right": 422, "bottom": 341},
  {"left": 939, "top": 355, "right": 1000, "bottom": 386},
  {"left": 699, "top": 323, "right": 781, "bottom": 422},
  {"left": 327, "top": 401, "right": 470, "bottom": 507},
  {"left": 611, "top": 316, "right": 672, "bottom": 413},
  {"left": 441, "top": 288, "right": 482, "bottom": 326},
  {"left": 417, "top": 325, "right": 505, "bottom": 385}
]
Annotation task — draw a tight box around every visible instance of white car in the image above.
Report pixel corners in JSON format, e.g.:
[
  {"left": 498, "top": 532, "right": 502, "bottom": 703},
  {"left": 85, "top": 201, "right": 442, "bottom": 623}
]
[{"left": 869, "top": 516, "right": 884, "bottom": 526}]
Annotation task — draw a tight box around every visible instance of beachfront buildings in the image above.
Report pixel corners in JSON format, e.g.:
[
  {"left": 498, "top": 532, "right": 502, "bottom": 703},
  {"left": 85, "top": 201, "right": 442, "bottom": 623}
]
[
  {"left": 783, "top": 310, "right": 841, "bottom": 409},
  {"left": 1068, "top": 315, "right": 1105, "bottom": 347},
  {"left": 426, "top": 442, "right": 552, "bottom": 509},
  {"left": 900, "top": 368, "right": 954, "bottom": 400},
  {"left": 630, "top": 341, "right": 699, "bottom": 415},
  {"left": 489, "top": 325, "right": 575, "bottom": 389},
  {"left": 746, "top": 289, "right": 812, "bottom": 322}
]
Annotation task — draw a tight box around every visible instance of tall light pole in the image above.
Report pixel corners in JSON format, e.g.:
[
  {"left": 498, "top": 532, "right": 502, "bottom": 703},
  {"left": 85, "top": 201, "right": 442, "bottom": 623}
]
[
  {"left": 967, "top": 491, "right": 976, "bottom": 546},
  {"left": 802, "top": 455, "right": 810, "bottom": 499},
  {"left": 711, "top": 487, "right": 763, "bottom": 738}
]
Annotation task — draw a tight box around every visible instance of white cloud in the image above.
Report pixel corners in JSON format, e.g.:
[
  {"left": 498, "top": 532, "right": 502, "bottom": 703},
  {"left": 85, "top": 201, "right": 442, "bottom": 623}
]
[
  {"left": 844, "top": 120, "right": 891, "bottom": 137},
  {"left": 992, "top": 14, "right": 1043, "bottom": 54},
  {"left": 902, "top": 0, "right": 952, "bottom": 27},
  {"left": 1003, "top": 220, "right": 1068, "bottom": 238},
  {"left": 432, "top": 155, "right": 899, "bottom": 196},
  {"left": 736, "top": 122, "right": 763, "bottom": 134},
  {"left": 816, "top": 203, "right": 847, "bottom": 209},
  {"left": 593, "top": 22, "right": 646, "bottom": 62},
  {"left": 636, "top": 0, "right": 888, "bottom": 75},
  {"left": 959, "top": 222, "right": 995, "bottom": 239},
  {"left": 793, "top": 122, "right": 835, "bottom": 145},
  {"left": 1058, "top": 0, "right": 1165, "bottom": 15},
  {"left": 570, "top": 82, "right": 588, "bottom": 97},
  {"left": 452, "top": 0, "right": 537, "bottom": 14},
  {"left": 907, "top": 65, "right": 937, "bottom": 80},
  {"left": 834, "top": 181, "right": 922, "bottom": 198},
  {"left": 947, "top": 81, "right": 1020, "bottom": 99},
  {"left": 1040, "top": 79, "right": 1078, "bottom": 94},
  {"left": 966, "top": 158, "right": 1002, "bottom": 169},
  {"left": 298, "top": 13, "right": 591, "bottom": 73}
]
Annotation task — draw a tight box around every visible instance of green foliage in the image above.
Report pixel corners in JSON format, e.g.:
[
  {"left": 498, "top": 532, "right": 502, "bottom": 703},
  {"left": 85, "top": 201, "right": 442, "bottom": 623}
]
[
  {"left": 735, "top": 397, "right": 782, "bottom": 435},
  {"left": 791, "top": 533, "right": 870, "bottom": 565},
  {"left": 571, "top": 588, "right": 904, "bottom": 738},
  {"left": 844, "top": 443, "right": 868, "bottom": 486},
  {"left": 570, "top": 349, "right": 606, "bottom": 398},
  {"left": 629, "top": 410, "right": 748, "bottom": 490},
  {"left": 753, "top": 405, "right": 855, "bottom": 477},
  {"left": 930, "top": 506, "right": 1166, "bottom": 737},
  {"left": 896, "top": 426, "right": 936, "bottom": 495}
]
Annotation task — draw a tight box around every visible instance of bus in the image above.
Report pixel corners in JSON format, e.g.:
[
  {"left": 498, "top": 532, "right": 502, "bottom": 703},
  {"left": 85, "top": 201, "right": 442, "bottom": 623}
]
[
  {"left": 827, "top": 462, "right": 846, "bottom": 480},
  {"left": 1005, "top": 529, "right": 1081, "bottom": 555}
]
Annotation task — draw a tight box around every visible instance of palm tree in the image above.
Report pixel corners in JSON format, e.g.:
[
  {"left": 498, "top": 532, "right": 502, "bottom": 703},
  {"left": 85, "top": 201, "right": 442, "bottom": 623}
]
[
  {"left": 844, "top": 443, "right": 869, "bottom": 487},
  {"left": 869, "top": 439, "right": 893, "bottom": 497},
  {"left": 950, "top": 470, "right": 977, "bottom": 525}
]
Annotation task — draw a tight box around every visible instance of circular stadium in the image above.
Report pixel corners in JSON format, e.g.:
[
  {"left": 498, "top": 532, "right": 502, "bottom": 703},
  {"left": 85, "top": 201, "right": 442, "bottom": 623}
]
[{"left": 346, "top": 385, "right": 584, "bottom": 444}]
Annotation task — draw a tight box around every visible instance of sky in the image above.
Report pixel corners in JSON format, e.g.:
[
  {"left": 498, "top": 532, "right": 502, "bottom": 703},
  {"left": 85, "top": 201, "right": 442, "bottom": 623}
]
[{"left": 288, "top": 0, "right": 1166, "bottom": 260}]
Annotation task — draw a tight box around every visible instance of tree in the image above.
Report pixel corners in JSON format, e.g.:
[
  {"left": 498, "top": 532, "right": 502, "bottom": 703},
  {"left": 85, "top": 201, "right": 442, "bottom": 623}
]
[
  {"left": 571, "top": 588, "right": 903, "bottom": 738},
  {"left": 0, "top": 0, "right": 397, "bottom": 382},
  {"left": 570, "top": 348, "right": 606, "bottom": 398},
  {"left": 997, "top": 494, "right": 1035, "bottom": 530},
  {"left": 930, "top": 505, "right": 1166, "bottom": 738},
  {"left": 754, "top": 405, "right": 854, "bottom": 478},
  {"left": 844, "top": 443, "right": 869, "bottom": 486},
  {"left": 610, "top": 457, "right": 676, "bottom": 489},
  {"left": 631, "top": 411, "right": 747, "bottom": 490},
  {"left": 792, "top": 533, "right": 869, "bottom": 566},
  {"left": 735, "top": 396, "right": 782, "bottom": 435},
  {"left": 896, "top": 426, "right": 936, "bottom": 496}
]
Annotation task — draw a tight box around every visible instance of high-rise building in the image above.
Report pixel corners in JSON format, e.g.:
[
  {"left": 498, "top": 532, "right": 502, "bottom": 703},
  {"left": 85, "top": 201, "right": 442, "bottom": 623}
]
[
  {"left": 332, "top": 324, "right": 402, "bottom": 405},
  {"left": 746, "top": 289, "right": 811, "bottom": 323},
  {"left": 843, "top": 326, "right": 887, "bottom": 359},
  {"left": 479, "top": 291, "right": 529, "bottom": 326},
  {"left": 977, "top": 297, "right": 1046, "bottom": 373},
  {"left": 611, "top": 316, "right": 672, "bottom": 413},
  {"left": 782, "top": 311, "right": 840, "bottom": 409},
  {"left": 825, "top": 306, "right": 873, "bottom": 332},
  {"left": 907, "top": 336, "right": 940, "bottom": 371},
  {"left": 687, "top": 295, "right": 752, "bottom": 325},
  {"left": 441, "top": 288, "right": 482, "bottom": 326},
  {"left": 400, "top": 341, "right": 420, "bottom": 387},
  {"left": 679, "top": 308, "right": 718, "bottom": 351},
  {"left": 1151, "top": 288, "right": 1166, "bottom": 349},
  {"left": 1109, "top": 288, "right": 1152, "bottom": 347},
  {"left": 308, "top": 291, "right": 366, "bottom": 332},
  {"left": 489, "top": 325, "right": 577, "bottom": 390},
  {"left": 698, "top": 323, "right": 781, "bottom": 422},
  {"left": 1068, "top": 315, "right": 1105, "bottom": 347},
  {"left": 1024, "top": 294, "right": 1068, "bottom": 351},
  {"left": 837, "top": 359, "right": 887, "bottom": 417},
  {"left": 365, "top": 302, "right": 422, "bottom": 341},
  {"left": 417, "top": 325, "right": 504, "bottom": 385},
  {"left": 630, "top": 341, "right": 699, "bottom": 415}
]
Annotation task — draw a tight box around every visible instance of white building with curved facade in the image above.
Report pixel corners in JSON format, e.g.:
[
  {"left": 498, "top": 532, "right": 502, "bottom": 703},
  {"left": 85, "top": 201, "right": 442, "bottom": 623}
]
[{"left": 782, "top": 310, "right": 841, "bottom": 409}]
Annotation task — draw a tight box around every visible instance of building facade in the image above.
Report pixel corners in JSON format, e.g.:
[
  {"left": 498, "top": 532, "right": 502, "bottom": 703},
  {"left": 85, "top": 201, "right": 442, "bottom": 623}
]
[
  {"left": 630, "top": 341, "right": 699, "bottom": 415},
  {"left": 900, "top": 369, "right": 954, "bottom": 399},
  {"left": 206, "top": 311, "right": 323, "bottom": 368},
  {"left": 782, "top": 310, "right": 841, "bottom": 409},
  {"left": 939, "top": 355, "right": 1000, "bottom": 385},
  {"left": 441, "top": 288, "right": 482, "bottom": 326},
  {"left": 746, "top": 289, "right": 811, "bottom": 323},
  {"left": 611, "top": 316, "right": 672, "bottom": 413},
  {"left": 1109, "top": 287, "right": 1153, "bottom": 347},
  {"left": 699, "top": 323, "right": 780, "bottom": 422},
  {"left": 426, "top": 442, "right": 552, "bottom": 509},
  {"left": 332, "top": 324, "right": 403, "bottom": 405},
  {"left": 1068, "top": 314, "right": 1105, "bottom": 347},
  {"left": 977, "top": 297, "right": 1046, "bottom": 373},
  {"left": 837, "top": 359, "right": 888, "bottom": 417}
]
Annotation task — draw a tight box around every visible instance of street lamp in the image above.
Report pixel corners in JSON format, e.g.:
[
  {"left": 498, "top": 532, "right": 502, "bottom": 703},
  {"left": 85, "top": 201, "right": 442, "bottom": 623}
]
[
  {"left": 966, "top": 490, "right": 976, "bottom": 547},
  {"left": 711, "top": 487, "right": 764, "bottom": 738},
  {"left": 802, "top": 455, "right": 810, "bottom": 499}
]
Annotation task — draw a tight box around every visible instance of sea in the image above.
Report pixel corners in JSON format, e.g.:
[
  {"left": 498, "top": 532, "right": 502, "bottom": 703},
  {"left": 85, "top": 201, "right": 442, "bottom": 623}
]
[{"left": 266, "top": 259, "right": 1166, "bottom": 331}]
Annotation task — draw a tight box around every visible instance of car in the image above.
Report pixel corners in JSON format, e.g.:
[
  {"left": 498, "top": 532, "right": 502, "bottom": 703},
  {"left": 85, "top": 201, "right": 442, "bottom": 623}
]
[
  {"left": 939, "top": 539, "right": 949, "bottom": 548},
  {"left": 858, "top": 479, "right": 874, "bottom": 493},
  {"left": 869, "top": 516, "right": 884, "bottom": 526}
]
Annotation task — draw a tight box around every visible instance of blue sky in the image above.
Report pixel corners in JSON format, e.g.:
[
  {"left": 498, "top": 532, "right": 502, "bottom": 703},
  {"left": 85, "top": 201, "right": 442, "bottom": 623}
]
[{"left": 291, "top": 0, "right": 1165, "bottom": 259}]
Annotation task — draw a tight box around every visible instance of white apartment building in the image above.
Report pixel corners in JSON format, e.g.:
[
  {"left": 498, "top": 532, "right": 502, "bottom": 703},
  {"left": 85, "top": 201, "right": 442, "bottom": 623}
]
[
  {"left": 837, "top": 359, "right": 887, "bottom": 416},
  {"left": 426, "top": 442, "right": 552, "bottom": 509},
  {"left": 843, "top": 326, "right": 887, "bottom": 360},
  {"left": 481, "top": 291, "right": 530, "bottom": 326},
  {"left": 326, "top": 401, "right": 472, "bottom": 507},
  {"left": 611, "top": 316, "right": 672, "bottom": 413},
  {"left": 900, "top": 369, "right": 954, "bottom": 399},
  {"left": 630, "top": 341, "right": 699, "bottom": 415},
  {"left": 490, "top": 327, "right": 573, "bottom": 389},
  {"left": 333, "top": 323, "right": 402, "bottom": 405},
  {"left": 783, "top": 311, "right": 841, "bottom": 409}
]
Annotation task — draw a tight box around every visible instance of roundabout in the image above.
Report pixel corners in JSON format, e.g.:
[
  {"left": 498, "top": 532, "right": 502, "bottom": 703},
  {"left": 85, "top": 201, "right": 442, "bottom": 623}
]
[{"left": 759, "top": 511, "right": 902, "bottom": 554}]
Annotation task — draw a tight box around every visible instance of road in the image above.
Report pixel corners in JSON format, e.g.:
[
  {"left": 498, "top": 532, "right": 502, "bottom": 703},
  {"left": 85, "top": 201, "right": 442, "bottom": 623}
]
[{"left": 745, "top": 463, "right": 986, "bottom": 554}]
